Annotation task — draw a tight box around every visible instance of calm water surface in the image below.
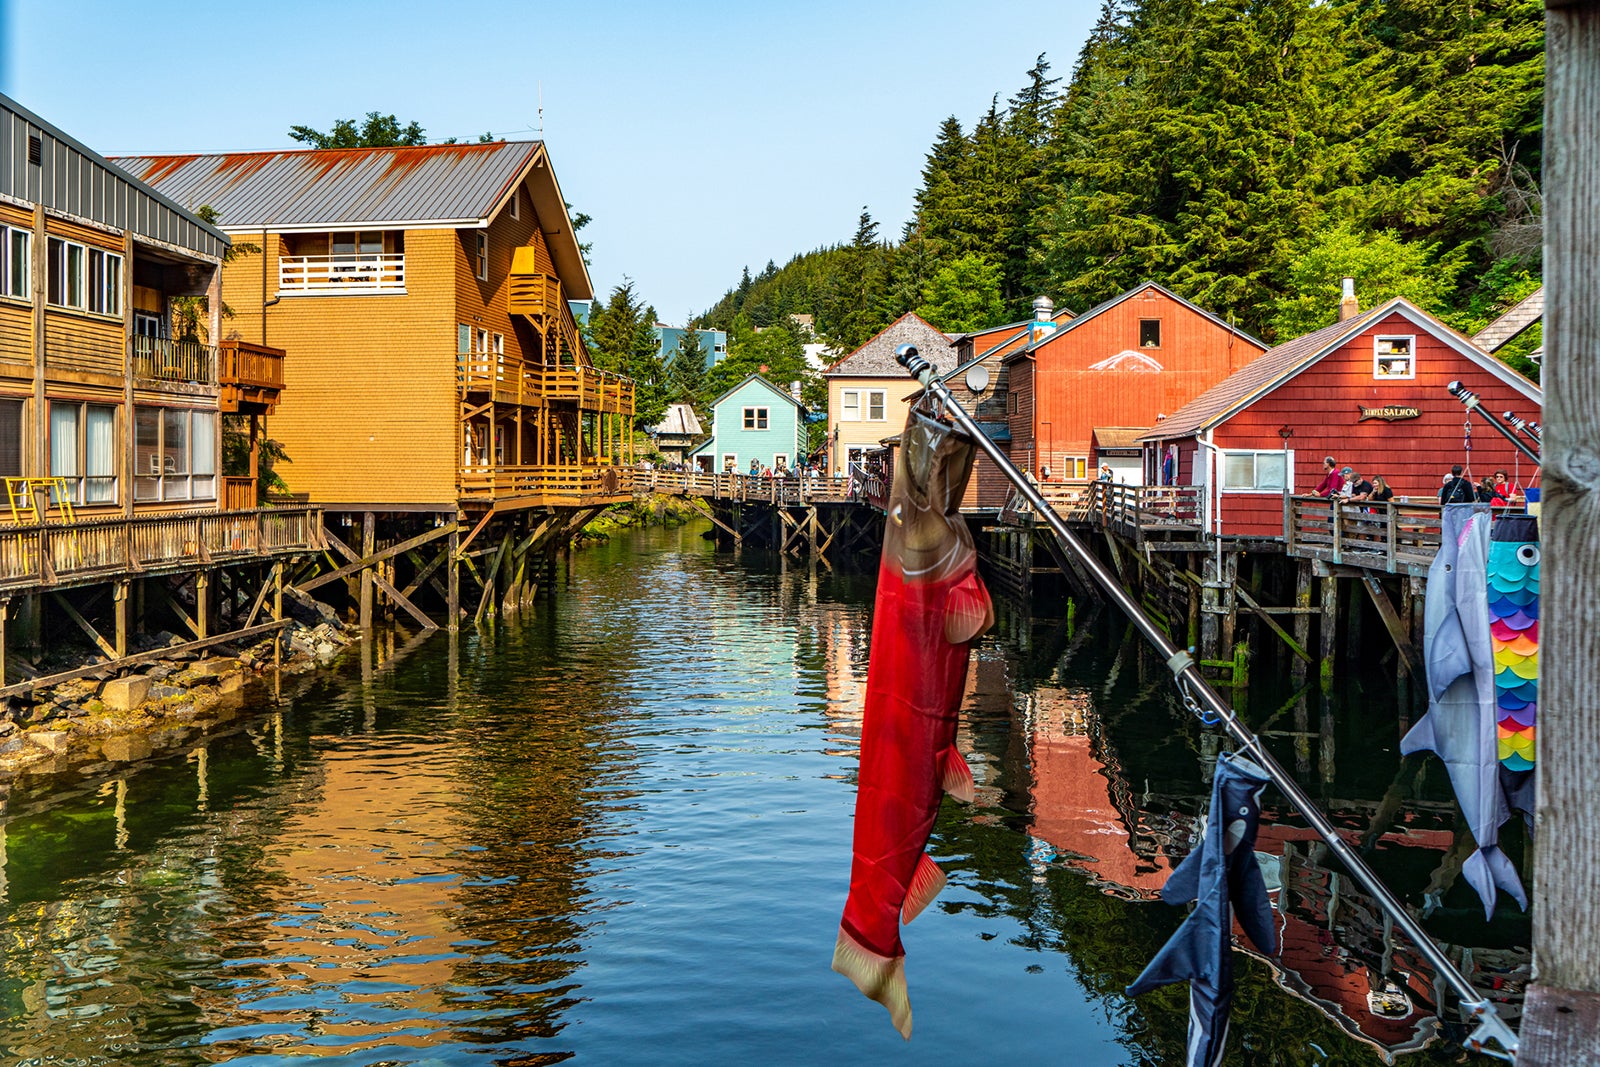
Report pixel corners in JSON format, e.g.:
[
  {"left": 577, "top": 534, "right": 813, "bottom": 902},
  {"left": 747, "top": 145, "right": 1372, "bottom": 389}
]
[{"left": 0, "top": 523, "right": 1521, "bottom": 1064}]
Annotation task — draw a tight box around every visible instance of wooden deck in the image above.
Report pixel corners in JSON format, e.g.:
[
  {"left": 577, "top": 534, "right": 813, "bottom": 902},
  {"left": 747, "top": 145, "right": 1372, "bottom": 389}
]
[
  {"left": 457, "top": 356, "right": 635, "bottom": 413},
  {"left": 1285, "top": 496, "right": 1449, "bottom": 576},
  {"left": 0, "top": 507, "right": 323, "bottom": 592},
  {"left": 639, "top": 470, "right": 856, "bottom": 505}
]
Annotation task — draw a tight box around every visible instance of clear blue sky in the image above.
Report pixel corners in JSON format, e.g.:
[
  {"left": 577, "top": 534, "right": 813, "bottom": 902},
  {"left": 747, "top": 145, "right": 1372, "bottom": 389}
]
[{"left": 2, "top": 0, "right": 1097, "bottom": 324}]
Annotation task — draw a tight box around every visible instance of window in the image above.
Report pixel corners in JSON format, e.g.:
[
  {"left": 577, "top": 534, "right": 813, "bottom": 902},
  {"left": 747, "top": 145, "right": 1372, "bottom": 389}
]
[
  {"left": 1220, "top": 450, "right": 1289, "bottom": 492},
  {"left": 331, "top": 231, "right": 385, "bottom": 259},
  {"left": 509, "top": 189, "right": 520, "bottom": 220},
  {"left": 134, "top": 407, "right": 216, "bottom": 502},
  {"left": 1139, "top": 319, "right": 1161, "bottom": 348},
  {"left": 493, "top": 333, "right": 505, "bottom": 355},
  {"left": 722, "top": 454, "right": 737, "bottom": 472},
  {"left": 0, "top": 227, "right": 29, "bottom": 300},
  {"left": 47, "top": 237, "right": 85, "bottom": 309},
  {"left": 840, "top": 389, "right": 886, "bottom": 422},
  {"left": 135, "top": 311, "right": 167, "bottom": 339},
  {"left": 88, "top": 248, "right": 121, "bottom": 315},
  {"left": 1067, "top": 457, "right": 1088, "bottom": 479},
  {"left": 743, "top": 406, "right": 769, "bottom": 430},
  {"left": 1374, "top": 335, "right": 1415, "bottom": 379},
  {"left": 458, "top": 323, "right": 471, "bottom": 354},
  {"left": 475, "top": 232, "right": 488, "bottom": 281},
  {"left": 0, "top": 399, "right": 21, "bottom": 479},
  {"left": 49, "top": 402, "right": 117, "bottom": 504},
  {"left": 774, "top": 453, "right": 789, "bottom": 470}
]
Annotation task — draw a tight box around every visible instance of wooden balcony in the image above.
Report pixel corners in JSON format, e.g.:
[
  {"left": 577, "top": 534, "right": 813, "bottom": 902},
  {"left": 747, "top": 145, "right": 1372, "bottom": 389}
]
[
  {"left": 218, "top": 340, "right": 286, "bottom": 414},
  {"left": 457, "top": 355, "right": 635, "bottom": 415},
  {"left": 458, "top": 464, "right": 635, "bottom": 508},
  {"left": 133, "top": 336, "right": 217, "bottom": 386},
  {"left": 507, "top": 252, "right": 584, "bottom": 364},
  {"left": 0, "top": 506, "right": 323, "bottom": 592},
  {"left": 279, "top": 253, "right": 405, "bottom": 293},
  {"left": 1083, "top": 482, "right": 1206, "bottom": 539},
  {"left": 1286, "top": 496, "right": 1445, "bottom": 575}
]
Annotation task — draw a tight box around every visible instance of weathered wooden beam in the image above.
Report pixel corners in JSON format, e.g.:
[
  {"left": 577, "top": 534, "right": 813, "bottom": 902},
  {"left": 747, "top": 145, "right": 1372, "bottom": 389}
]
[
  {"left": 243, "top": 563, "right": 281, "bottom": 630},
  {"left": 1233, "top": 584, "right": 1311, "bottom": 664},
  {"left": 151, "top": 577, "right": 200, "bottom": 639},
  {"left": 1359, "top": 575, "right": 1420, "bottom": 681},
  {"left": 474, "top": 536, "right": 509, "bottom": 626},
  {"left": 321, "top": 529, "right": 438, "bottom": 631},
  {"left": 1525, "top": 3, "right": 1600, "bottom": 1061},
  {"left": 296, "top": 524, "right": 453, "bottom": 593},
  {"left": 50, "top": 592, "right": 117, "bottom": 660}
]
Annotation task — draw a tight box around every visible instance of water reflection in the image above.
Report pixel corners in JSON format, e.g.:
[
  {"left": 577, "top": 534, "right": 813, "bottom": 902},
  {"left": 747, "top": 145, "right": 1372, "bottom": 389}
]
[{"left": 0, "top": 523, "right": 1523, "bottom": 1065}]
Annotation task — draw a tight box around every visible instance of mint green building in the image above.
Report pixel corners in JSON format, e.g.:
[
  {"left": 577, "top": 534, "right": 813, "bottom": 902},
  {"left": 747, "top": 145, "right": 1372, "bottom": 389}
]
[{"left": 689, "top": 374, "right": 808, "bottom": 473}]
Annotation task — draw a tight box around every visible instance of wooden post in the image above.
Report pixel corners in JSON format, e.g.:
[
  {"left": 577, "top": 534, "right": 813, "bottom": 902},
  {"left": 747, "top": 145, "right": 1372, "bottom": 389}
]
[
  {"left": 447, "top": 523, "right": 461, "bottom": 632},
  {"left": 114, "top": 580, "right": 128, "bottom": 658},
  {"left": 1318, "top": 571, "right": 1338, "bottom": 696},
  {"left": 360, "top": 511, "right": 375, "bottom": 633},
  {"left": 273, "top": 562, "right": 283, "bottom": 672},
  {"left": 1522, "top": 3, "right": 1600, "bottom": 1061},
  {"left": 1291, "top": 560, "right": 1312, "bottom": 687},
  {"left": 0, "top": 598, "right": 8, "bottom": 686},
  {"left": 196, "top": 572, "right": 210, "bottom": 640}
]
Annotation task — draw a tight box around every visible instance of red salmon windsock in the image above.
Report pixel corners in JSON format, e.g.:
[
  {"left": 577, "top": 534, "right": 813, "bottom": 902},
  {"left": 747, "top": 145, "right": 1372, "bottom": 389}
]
[{"left": 832, "top": 408, "right": 993, "bottom": 1039}]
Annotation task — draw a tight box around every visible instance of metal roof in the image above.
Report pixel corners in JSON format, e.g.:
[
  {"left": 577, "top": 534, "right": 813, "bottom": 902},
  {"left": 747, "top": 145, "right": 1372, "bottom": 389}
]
[
  {"left": 0, "top": 92, "right": 229, "bottom": 261},
  {"left": 1002, "top": 281, "right": 1263, "bottom": 363},
  {"left": 112, "top": 139, "right": 594, "bottom": 299},
  {"left": 651, "top": 402, "right": 704, "bottom": 437},
  {"left": 112, "top": 140, "right": 538, "bottom": 230}
]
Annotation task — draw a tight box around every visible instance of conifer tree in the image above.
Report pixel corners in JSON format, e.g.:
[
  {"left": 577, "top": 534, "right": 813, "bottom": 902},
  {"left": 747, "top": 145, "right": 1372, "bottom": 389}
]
[{"left": 671, "top": 323, "right": 708, "bottom": 406}]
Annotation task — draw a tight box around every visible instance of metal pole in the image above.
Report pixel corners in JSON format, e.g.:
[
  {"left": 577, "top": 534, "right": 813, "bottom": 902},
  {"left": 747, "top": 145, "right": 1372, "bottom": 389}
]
[
  {"left": 1448, "top": 381, "right": 1542, "bottom": 463},
  {"left": 894, "top": 344, "right": 1518, "bottom": 1060}
]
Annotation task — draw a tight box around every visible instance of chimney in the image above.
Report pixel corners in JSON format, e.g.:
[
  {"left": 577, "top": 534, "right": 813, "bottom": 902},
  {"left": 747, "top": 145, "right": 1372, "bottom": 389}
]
[
  {"left": 1030, "top": 295, "right": 1058, "bottom": 342},
  {"left": 1338, "top": 277, "right": 1360, "bottom": 322},
  {"left": 790, "top": 380, "right": 802, "bottom": 402}
]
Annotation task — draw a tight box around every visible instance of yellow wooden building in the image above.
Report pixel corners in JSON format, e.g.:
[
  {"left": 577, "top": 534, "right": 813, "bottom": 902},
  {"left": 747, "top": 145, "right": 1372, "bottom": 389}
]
[{"left": 116, "top": 140, "right": 633, "bottom": 520}]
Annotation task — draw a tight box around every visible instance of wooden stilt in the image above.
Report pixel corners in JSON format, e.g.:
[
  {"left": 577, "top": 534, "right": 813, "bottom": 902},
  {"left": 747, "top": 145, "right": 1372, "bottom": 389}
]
[
  {"left": 1291, "top": 560, "right": 1312, "bottom": 687},
  {"left": 1319, "top": 571, "right": 1338, "bottom": 695},
  {"left": 359, "top": 511, "right": 375, "bottom": 633},
  {"left": 114, "top": 580, "right": 128, "bottom": 657},
  {"left": 196, "top": 572, "right": 210, "bottom": 640}
]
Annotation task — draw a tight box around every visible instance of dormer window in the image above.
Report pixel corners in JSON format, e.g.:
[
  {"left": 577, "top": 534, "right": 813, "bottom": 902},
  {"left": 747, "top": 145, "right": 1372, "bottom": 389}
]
[
  {"left": 1139, "top": 319, "right": 1161, "bottom": 348},
  {"left": 1374, "top": 335, "right": 1415, "bottom": 380}
]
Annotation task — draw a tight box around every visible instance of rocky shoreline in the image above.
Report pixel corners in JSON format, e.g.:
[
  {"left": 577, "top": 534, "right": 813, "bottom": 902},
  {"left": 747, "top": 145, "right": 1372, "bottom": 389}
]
[{"left": 0, "top": 615, "right": 359, "bottom": 792}]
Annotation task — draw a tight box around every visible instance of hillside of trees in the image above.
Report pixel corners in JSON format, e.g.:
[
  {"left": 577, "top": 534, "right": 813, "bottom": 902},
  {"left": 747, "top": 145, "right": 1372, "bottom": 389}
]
[{"left": 693, "top": 0, "right": 1545, "bottom": 378}]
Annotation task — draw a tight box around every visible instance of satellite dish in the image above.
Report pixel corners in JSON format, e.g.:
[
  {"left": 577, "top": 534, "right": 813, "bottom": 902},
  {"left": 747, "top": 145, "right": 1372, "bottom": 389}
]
[{"left": 965, "top": 364, "right": 991, "bottom": 393}]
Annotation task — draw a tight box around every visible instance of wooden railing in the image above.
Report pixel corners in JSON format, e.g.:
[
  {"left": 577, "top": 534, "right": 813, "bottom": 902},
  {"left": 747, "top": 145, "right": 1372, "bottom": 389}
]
[
  {"left": 0, "top": 506, "right": 323, "bottom": 589},
  {"left": 456, "top": 355, "right": 636, "bottom": 415},
  {"left": 1083, "top": 482, "right": 1206, "bottom": 533},
  {"left": 218, "top": 340, "right": 285, "bottom": 390},
  {"left": 638, "top": 469, "right": 857, "bottom": 506},
  {"left": 133, "top": 336, "right": 217, "bottom": 385},
  {"left": 280, "top": 253, "right": 405, "bottom": 292},
  {"left": 1285, "top": 496, "right": 1452, "bottom": 573},
  {"left": 459, "top": 464, "right": 637, "bottom": 507}
]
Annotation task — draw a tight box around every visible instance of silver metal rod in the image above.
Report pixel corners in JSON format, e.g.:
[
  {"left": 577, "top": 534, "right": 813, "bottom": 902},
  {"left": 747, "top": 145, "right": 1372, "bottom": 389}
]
[
  {"left": 1448, "top": 381, "right": 1542, "bottom": 464},
  {"left": 895, "top": 345, "right": 1518, "bottom": 1059}
]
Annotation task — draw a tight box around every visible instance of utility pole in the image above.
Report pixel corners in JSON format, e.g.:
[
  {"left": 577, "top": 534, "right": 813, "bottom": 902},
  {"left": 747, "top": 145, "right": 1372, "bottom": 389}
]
[{"left": 1521, "top": 3, "right": 1600, "bottom": 1063}]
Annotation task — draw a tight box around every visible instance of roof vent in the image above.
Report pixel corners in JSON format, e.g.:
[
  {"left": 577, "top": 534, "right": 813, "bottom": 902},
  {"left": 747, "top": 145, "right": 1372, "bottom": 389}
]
[
  {"left": 1030, "top": 295, "right": 1058, "bottom": 343},
  {"left": 27, "top": 133, "right": 41, "bottom": 167},
  {"left": 1338, "top": 276, "right": 1360, "bottom": 321},
  {"left": 1032, "top": 295, "right": 1054, "bottom": 321}
]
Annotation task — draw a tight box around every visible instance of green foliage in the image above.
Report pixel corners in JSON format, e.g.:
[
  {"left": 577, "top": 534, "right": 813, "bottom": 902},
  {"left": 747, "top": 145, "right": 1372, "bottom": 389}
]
[
  {"left": 669, "top": 323, "right": 708, "bottom": 407},
  {"left": 1270, "top": 223, "right": 1460, "bottom": 338},
  {"left": 917, "top": 254, "right": 1007, "bottom": 334},
  {"left": 287, "top": 113, "right": 428, "bottom": 149},
  {"left": 697, "top": 2, "right": 1543, "bottom": 369},
  {"left": 171, "top": 205, "right": 259, "bottom": 342},
  {"left": 222, "top": 416, "right": 290, "bottom": 499},
  {"left": 586, "top": 281, "right": 669, "bottom": 428}
]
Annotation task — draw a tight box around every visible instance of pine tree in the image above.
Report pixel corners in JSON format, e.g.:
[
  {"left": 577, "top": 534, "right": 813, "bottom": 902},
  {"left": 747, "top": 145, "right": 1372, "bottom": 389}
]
[
  {"left": 917, "top": 255, "right": 1007, "bottom": 334},
  {"left": 671, "top": 324, "right": 708, "bottom": 405},
  {"left": 587, "top": 281, "right": 669, "bottom": 428}
]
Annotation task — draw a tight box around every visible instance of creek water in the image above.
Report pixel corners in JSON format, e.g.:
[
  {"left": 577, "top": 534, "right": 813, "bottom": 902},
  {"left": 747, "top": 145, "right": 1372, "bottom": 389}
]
[{"left": 0, "top": 522, "right": 1524, "bottom": 1065}]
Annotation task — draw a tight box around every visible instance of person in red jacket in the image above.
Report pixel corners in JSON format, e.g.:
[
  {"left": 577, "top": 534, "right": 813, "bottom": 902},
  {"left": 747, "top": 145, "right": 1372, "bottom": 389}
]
[{"left": 1313, "top": 456, "right": 1342, "bottom": 497}]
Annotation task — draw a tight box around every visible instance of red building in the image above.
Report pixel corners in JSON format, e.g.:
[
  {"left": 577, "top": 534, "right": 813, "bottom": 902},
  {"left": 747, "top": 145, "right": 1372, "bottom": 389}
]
[
  {"left": 1139, "top": 297, "right": 1543, "bottom": 539},
  {"left": 1003, "top": 283, "right": 1265, "bottom": 482}
]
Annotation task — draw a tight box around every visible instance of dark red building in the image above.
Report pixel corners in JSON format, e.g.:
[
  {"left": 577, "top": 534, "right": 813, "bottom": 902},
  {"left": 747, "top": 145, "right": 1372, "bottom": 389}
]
[{"left": 1139, "top": 297, "right": 1542, "bottom": 539}]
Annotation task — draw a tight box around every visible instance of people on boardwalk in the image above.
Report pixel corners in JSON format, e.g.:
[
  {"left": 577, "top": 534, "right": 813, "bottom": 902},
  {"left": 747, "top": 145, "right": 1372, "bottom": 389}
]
[
  {"left": 1492, "top": 469, "right": 1522, "bottom": 504},
  {"left": 749, "top": 458, "right": 761, "bottom": 478},
  {"left": 1340, "top": 466, "right": 1372, "bottom": 501},
  {"left": 1099, "top": 463, "right": 1113, "bottom": 482},
  {"left": 1477, "top": 476, "right": 1508, "bottom": 505},
  {"left": 1314, "top": 456, "right": 1342, "bottom": 497},
  {"left": 1369, "top": 475, "right": 1395, "bottom": 503},
  {"left": 1439, "top": 464, "right": 1476, "bottom": 504}
]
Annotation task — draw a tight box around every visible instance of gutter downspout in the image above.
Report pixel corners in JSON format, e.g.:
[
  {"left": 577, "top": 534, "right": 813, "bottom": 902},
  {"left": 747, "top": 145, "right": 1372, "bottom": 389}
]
[{"left": 260, "top": 228, "right": 280, "bottom": 345}]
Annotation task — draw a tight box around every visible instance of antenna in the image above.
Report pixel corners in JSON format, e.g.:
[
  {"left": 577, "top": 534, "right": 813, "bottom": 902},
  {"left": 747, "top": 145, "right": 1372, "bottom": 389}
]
[{"left": 537, "top": 83, "right": 544, "bottom": 138}]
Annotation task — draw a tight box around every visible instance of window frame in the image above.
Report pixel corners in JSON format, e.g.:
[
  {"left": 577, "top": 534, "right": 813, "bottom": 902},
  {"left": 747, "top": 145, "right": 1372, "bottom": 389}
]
[
  {"left": 87, "top": 247, "right": 122, "bottom": 316},
  {"left": 474, "top": 232, "right": 489, "bottom": 281},
  {"left": 742, "top": 406, "right": 769, "bottom": 430},
  {"left": 1139, "top": 319, "right": 1162, "bottom": 348},
  {"left": 722, "top": 453, "right": 738, "bottom": 472},
  {"left": 865, "top": 389, "right": 885, "bottom": 421},
  {"left": 48, "top": 400, "right": 119, "bottom": 505},
  {"left": 134, "top": 406, "right": 217, "bottom": 504},
  {"left": 508, "top": 188, "right": 520, "bottom": 220},
  {"left": 0, "top": 227, "right": 30, "bottom": 301},
  {"left": 840, "top": 390, "right": 861, "bottom": 422},
  {"left": 1218, "top": 448, "right": 1292, "bottom": 493},
  {"left": 773, "top": 453, "right": 789, "bottom": 470},
  {"left": 47, "top": 236, "right": 87, "bottom": 310},
  {"left": 1373, "top": 334, "right": 1417, "bottom": 380}
]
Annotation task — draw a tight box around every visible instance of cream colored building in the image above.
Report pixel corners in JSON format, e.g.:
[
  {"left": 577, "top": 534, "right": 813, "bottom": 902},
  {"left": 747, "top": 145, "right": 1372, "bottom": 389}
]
[{"left": 823, "top": 313, "right": 954, "bottom": 474}]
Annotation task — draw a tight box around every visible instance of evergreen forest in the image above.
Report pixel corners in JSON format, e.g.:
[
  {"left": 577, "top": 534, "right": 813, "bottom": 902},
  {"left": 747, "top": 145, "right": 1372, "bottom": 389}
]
[{"left": 684, "top": 0, "right": 1544, "bottom": 382}]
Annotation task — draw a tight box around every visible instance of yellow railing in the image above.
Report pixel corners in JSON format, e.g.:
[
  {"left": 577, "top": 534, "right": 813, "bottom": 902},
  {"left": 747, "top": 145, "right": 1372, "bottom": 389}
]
[
  {"left": 459, "top": 464, "right": 636, "bottom": 506},
  {"left": 456, "top": 355, "right": 635, "bottom": 415},
  {"left": 133, "top": 336, "right": 217, "bottom": 385}
]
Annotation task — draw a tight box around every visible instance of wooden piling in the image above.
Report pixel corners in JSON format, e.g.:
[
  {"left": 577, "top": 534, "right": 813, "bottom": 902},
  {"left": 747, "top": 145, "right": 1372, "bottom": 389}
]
[
  {"left": 1319, "top": 571, "right": 1338, "bottom": 695},
  {"left": 359, "top": 511, "right": 375, "bottom": 632},
  {"left": 1291, "top": 560, "right": 1313, "bottom": 687},
  {"left": 447, "top": 524, "right": 461, "bottom": 631}
]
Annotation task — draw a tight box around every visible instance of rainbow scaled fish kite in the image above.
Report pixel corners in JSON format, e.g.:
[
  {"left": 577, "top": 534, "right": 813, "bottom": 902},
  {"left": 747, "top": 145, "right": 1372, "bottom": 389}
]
[{"left": 1488, "top": 516, "right": 1539, "bottom": 773}]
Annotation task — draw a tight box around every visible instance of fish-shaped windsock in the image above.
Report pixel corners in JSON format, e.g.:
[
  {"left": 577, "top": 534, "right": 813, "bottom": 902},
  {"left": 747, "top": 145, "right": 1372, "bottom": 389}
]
[
  {"left": 1488, "top": 516, "right": 1538, "bottom": 772},
  {"left": 833, "top": 409, "right": 994, "bottom": 1040},
  {"left": 1401, "top": 506, "right": 1528, "bottom": 920},
  {"left": 1127, "top": 752, "right": 1276, "bottom": 1067}
]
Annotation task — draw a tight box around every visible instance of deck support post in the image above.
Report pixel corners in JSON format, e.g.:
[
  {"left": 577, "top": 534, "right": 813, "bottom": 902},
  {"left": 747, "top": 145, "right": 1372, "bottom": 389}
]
[
  {"left": 1318, "top": 570, "right": 1338, "bottom": 696},
  {"left": 273, "top": 563, "right": 283, "bottom": 671},
  {"left": 447, "top": 524, "right": 461, "bottom": 631},
  {"left": 0, "top": 598, "right": 8, "bottom": 685},
  {"left": 359, "top": 511, "right": 375, "bottom": 633},
  {"left": 196, "top": 572, "right": 209, "bottom": 640},
  {"left": 1291, "top": 560, "right": 1312, "bottom": 687},
  {"left": 114, "top": 580, "right": 128, "bottom": 658}
]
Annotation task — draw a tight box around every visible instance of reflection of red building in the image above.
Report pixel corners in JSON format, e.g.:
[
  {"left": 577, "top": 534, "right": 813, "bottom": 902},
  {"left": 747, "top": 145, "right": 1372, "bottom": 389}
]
[{"left": 1024, "top": 687, "right": 1174, "bottom": 897}]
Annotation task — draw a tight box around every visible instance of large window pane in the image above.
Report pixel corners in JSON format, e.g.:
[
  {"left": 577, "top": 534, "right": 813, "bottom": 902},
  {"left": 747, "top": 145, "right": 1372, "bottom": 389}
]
[
  {"left": 1222, "top": 453, "right": 1255, "bottom": 489},
  {"left": 85, "top": 405, "right": 116, "bottom": 503},
  {"left": 65, "top": 243, "right": 84, "bottom": 308},
  {"left": 1256, "top": 453, "right": 1287, "bottom": 491},
  {"left": 6, "top": 230, "right": 28, "bottom": 299},
  {"left": 162, "top": 410, "right": 189, "bottom": 474},
  {"left": 49, "top": 403, "right": 78, "bottom": 477},
  {"left": 0, "top": 400, "right": 20, "bottom": 478},
  {"left": 47, "top": 238, "right": 62, "bottom": 305},
  {"left": 191, "top": 412, "right": 215, "bottom": 474},
  {"left": 135, "top": 408, "right": 160, "bottom": 500}
]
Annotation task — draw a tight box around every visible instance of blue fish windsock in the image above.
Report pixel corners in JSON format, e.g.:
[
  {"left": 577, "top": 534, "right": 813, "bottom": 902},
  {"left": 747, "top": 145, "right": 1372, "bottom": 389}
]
[
  {"left": 1127, "top": 752, "right": 1277, "bottom": 1067},
  {"left": 1401, "top": 506, "right": 1528, "bottom": 920},
  {"left": 1487, "top": 516, "right": 1538, "bottom": 772}
]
